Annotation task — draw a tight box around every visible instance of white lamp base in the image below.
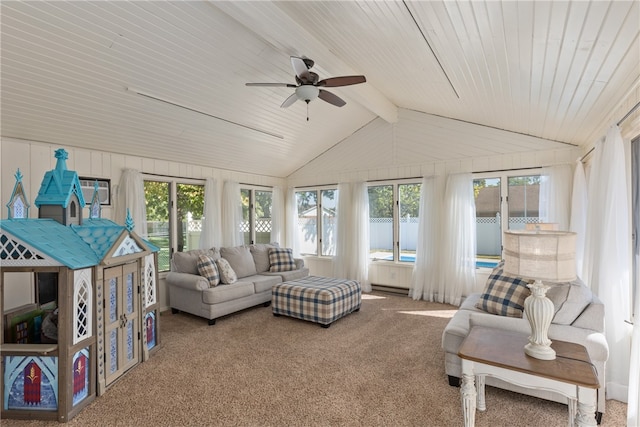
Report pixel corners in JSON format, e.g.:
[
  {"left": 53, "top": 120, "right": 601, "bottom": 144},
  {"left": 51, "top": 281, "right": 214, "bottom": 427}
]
[{"left": 524, "top": 279, "right": 556, "bottom": 360}]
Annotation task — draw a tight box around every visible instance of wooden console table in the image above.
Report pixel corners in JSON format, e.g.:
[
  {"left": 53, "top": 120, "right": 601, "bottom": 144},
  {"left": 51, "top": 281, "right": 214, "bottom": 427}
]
[{"left": 458, "top": 326, "right": 599, "bottom": 427}]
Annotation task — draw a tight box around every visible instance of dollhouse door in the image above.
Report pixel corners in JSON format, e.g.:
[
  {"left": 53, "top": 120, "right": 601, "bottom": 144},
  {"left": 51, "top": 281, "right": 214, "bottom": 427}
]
[{"left": 103, "top": 263, "right": 140, "bottom": 386}]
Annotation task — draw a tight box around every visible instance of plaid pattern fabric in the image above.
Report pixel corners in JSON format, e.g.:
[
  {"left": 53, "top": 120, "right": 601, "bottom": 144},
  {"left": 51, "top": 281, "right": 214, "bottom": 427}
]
[
  {"left": 475, "top": 264, "right": 530, "bottom": 317},
  {"left": 272, "top": 276, "right": 362, "bottom": 326},
  {"left": 197, "top": 254, "right": 220, "bottom": 287},
  {"left": 268, "top": 247, "right": 296, "bottom": 272}
]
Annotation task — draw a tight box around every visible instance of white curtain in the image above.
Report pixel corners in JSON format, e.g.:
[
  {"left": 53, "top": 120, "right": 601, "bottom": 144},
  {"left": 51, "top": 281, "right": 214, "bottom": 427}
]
[
  {"left": 271, "top": 186, "right": 284, "bottom": 246},
  {"left": 583, "top": 125, "right": 632, "bottom": 402},
  {"left": 333, "top": 183, "right": 352, "bottom": 280},
  {"left": 221, "top": 180, "right": 242, "bottom": 247},
  {"left": 115, "top": 169, "right": 147, "bottom": 238},
  {"left": 333, "top": 182, "right": 371, "bottom": 292},
  {"left": 286, "top": 187, "right": 300, "bottom": 257},
  {"left": 539, "top": 164, "right": 573, "bottom": 230},
  {"left": 409, "top": 176, "right": 443, "bottom": 301},
  {"left": 199, "top": 178, "right": 221, "bottom": 249},
  {"left": 351, "top": 182, "right": 371, "bottom": 292},
  {"left": 570, "top": 160, "right": 588, "bottom": 278},
  {"left": 439, "top": 173, "right": 476, "bottom": 306},
  {"left": 628, "top": 138, "right": 640, "bottom": 426}
]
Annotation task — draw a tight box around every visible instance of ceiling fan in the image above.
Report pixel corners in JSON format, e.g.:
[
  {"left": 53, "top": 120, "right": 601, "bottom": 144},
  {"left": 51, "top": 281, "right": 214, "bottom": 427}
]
[{"left": 246, "top": 56, "right": 366, "bottom": 118}]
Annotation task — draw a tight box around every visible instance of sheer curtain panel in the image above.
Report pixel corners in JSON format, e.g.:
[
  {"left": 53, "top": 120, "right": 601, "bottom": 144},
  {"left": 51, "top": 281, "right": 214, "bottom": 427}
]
[
  {"left": 570, "top": 160, "right": 588, "bottom": 278},
  {"left": 333, "top": 183, "right": 352, "bottom": 280},
  {"left": 409, "top": 176, "right": 443, "bottom": 301},
  {"left": 439, "top": 173, "right": 476, "bottom": 305},
  {"left": 115, "top": 169, "right": 148, "bottom": 238},
  {"left": 286, "top": 187, "right": 300, "bottom": 257},
  {"left": 221, "top": 180, "right": 242, "bottom": 247},
  {"left": 539, "top": 164, "right": 573, "bottom": 230},
  {"left": 199, "top": 178, "right": 221, "bottom": 249},
  {"left": 583, "top": 125, "right": 632, "bottom": 402},
  {"left": 351, "top": 182, "right": 371, "bottom": 292},
  {"left": 271, "top": 186, "right": 284, "bottom": 246},
  {"left": 628, "top": 138, "right": 640, "bottom": 426}
]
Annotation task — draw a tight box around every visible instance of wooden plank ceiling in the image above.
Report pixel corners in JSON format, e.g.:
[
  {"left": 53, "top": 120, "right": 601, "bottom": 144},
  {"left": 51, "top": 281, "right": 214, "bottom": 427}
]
[{"left": 1, "top": 1, "right": 638, "bottom": 178}]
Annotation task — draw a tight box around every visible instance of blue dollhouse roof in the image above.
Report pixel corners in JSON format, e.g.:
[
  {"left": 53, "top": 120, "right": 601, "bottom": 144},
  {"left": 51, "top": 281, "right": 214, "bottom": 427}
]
[
  {"left": 1, "top": 218, "right": 158, "bottom": 270},
  {"left": 1, "top": 219, "right": 100, "bottom": 269},
  {"left": 34, "top": 149, "right": 86, "bottom": 208}
]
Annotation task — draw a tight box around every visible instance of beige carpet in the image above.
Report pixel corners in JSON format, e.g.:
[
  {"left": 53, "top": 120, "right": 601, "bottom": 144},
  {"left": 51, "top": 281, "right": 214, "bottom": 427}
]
[{"left": 3, "top": 292, "right": 627, "bottom": 426}]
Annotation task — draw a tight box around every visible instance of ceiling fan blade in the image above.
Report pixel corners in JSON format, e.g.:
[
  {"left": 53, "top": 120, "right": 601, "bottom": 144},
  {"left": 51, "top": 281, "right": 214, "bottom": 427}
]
[
  {"left": 291, "top": 56, "right": 312, "bottom": 83},
  {"left": 317, "top": 75, "right": 366, "bottom": 87},
  {"left": 280, "top": 93, "right": 298, "bottom": 108},
  {"left": 318, "top": 89, "right": 346, "bottom": 107},
  {"left": 246, "top": 83, "right": 296, "bottom": 87}
]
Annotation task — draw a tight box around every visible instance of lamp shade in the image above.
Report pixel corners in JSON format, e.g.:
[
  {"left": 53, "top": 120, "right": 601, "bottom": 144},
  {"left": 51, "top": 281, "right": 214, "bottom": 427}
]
[{"left": 503, "top": 230, "right": 577, "bottom": 282}]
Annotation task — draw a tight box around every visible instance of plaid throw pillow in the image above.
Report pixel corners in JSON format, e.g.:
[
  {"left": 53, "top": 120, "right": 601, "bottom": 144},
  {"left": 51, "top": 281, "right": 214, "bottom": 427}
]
[
  {"left": 197, "top": 254, "right": 220, "bottom": 287},
  {"left": 268, "top": 247, "right": 296, "bottom": 272},
  {"left": 475, "top": 262, "right": 531, "bottom": 317}
]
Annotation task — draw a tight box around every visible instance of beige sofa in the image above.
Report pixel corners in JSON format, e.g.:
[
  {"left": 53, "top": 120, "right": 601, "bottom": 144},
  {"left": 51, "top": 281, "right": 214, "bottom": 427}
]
[
  {"left": 442, "top": 269, "right": 608, "bottom": 423},
  {"left": 166, "top": 243, "right": 309, "bottom": 325}
]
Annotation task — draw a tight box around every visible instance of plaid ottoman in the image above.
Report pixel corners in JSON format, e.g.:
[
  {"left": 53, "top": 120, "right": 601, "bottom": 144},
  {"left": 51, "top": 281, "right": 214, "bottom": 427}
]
[{"left": 272, "top": 276, "right": 361, "bottom": 327}]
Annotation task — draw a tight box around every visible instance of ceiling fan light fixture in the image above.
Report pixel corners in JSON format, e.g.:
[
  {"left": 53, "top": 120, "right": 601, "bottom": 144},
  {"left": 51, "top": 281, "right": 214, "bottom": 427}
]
[{"left": 296, "top": 85, "right": 319, "bottom": 102}]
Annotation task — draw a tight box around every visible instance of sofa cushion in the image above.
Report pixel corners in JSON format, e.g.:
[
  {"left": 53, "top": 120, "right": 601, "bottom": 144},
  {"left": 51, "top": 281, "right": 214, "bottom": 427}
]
[
  {"left": 250, "top": 243, "right": 279, "bottom": 273},
  {"left": 250, "top": 274, "right": 282, "bottom": 293},
  {"left": 202, "top": 281, "right": 254, "bottom": 304},
  {"left": 269, "top": 247, "right": 296, "bottom": 272},
  {"left": 545, "top": 278, "right": 593, "bottom": 325},
  {"left": 172, "top": 249, "right": 218, "bottom": 275},
  {"left": 262, "top": 267, "right": 309, "bottom": 282},
  {"left": 475, "top": 264, "right": 531, "bottom": 317},
  {"left": 216, "top": 258, "right": 238, "bottom": 284},
  {"left": 220, "top": 246, "right": 257, "bottom": 278},
  {"left": 197, "top": 254, "right": 220, "bottom": 287}
]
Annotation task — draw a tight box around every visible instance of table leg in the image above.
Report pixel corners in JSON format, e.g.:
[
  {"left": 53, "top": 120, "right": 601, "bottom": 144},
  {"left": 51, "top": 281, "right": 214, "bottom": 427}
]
[
  {"left": 476, "top": 374, "right": 486, "bottom": 411},
  {"left": 568, "top": 398, "right": 577, "bottom": 427},
  {"left": 461, "top": 372, "right": 477, "bottom": 427},
  {"left": 575, "top": 386, "right": 597, "bottom": 427}
]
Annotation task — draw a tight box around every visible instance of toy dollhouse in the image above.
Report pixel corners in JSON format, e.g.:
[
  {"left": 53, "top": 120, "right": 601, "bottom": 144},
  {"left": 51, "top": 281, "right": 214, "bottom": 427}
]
[{"left": 0, "top": 149, "right": 161, "bottom": 422}]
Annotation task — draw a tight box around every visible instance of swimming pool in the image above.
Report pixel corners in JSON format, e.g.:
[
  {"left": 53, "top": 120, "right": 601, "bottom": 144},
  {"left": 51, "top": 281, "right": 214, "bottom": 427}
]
[{"left": 376, "top": 254, "right": 498, "bottom": 269}]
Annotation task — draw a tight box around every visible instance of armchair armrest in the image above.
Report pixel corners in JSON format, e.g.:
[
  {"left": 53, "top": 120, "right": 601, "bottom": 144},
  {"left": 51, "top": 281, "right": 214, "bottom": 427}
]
[{"left": 166, "top": 272, "right": 209, "bottom": 291}]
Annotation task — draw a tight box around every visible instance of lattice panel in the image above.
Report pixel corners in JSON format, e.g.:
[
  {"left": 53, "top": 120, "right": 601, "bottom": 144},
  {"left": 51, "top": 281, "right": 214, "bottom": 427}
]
[
  {"left": 73, "top": 269, "right": 93, "bottom": 344},
  {"left": 144, "top": 254, "right": 157, "bottom": 307},
  {"left": 114, "top": 235, "right": 143, "bottom": 257},
  {"left": 0, "top": 233, "right": 61, "bottom": 267}
]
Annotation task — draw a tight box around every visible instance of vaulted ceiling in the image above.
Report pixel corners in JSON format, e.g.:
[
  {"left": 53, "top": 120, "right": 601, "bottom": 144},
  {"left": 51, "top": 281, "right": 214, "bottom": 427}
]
[{"left": 1, "top": 1, "right": 639, "bottom": 178}]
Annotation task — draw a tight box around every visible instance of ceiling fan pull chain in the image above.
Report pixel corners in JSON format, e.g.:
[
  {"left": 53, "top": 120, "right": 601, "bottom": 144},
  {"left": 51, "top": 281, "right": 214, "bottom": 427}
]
[{"left": 307, "top": 101, "right": 310, "bottom": 121}]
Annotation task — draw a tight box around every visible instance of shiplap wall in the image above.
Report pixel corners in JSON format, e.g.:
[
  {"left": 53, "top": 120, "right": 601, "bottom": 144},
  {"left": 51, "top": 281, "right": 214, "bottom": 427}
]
[
  {"left": 290, "top": 109, "right": 582, "bottom": 291},
  {"left": 0, "top": 137, "right": 286, "bottom": 311}
]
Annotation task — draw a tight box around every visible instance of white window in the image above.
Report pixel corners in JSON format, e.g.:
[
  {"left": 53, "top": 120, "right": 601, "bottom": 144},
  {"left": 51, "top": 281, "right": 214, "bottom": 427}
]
[
  {"left": 367, "top": 181, "right": 421, "bottom": 263},
  {"left": 473, "top": 170, "right": 541, "bottom": 269},
  {"left": 241, "top": 187, "right": 273, "bottom": 245},
  {"left": 295, "top": 188, "right": 337, "bottom": 256}
]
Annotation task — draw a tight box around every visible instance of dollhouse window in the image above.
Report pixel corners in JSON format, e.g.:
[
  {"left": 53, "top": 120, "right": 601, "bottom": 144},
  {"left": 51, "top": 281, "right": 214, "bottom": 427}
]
[
  {"left": 12, "top": 196, "right": 26, "bottom": 219},
  {"left": 70, "top": 201, "right": 77, "bottom": 218},
  {"left": 73, "top": 269, "right": 92, "bottom": 345},
  {"left": 144, "top": 255, "right": 156, "bottom": 308}
]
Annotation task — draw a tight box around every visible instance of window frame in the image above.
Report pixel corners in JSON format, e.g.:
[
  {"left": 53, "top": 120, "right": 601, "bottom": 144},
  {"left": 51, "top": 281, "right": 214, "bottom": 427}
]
[
  {"left": 473, "top": 169, "right": 542, "bottom": 268},
  {"left": 240, "top": 185, "right": 274, "bottom": 245},
  {"left": 143, "top": 175, "right": 205, "bottom": 272},
  {"left": 294, "top": 185, "right": 337, "bottom": 257},
  {"left": 367, "top": 179, "right": 422, "bottom": 264}
]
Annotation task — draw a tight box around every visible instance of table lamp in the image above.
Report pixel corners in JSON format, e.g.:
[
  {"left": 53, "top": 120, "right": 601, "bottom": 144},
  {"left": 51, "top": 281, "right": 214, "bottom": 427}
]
[{"left": 503, "top": 230, "right": 577, "bottom": 360}]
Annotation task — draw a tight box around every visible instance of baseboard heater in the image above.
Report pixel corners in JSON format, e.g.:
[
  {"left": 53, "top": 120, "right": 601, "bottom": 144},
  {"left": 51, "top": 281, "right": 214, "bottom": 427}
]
[{"left": 371, "top": 284, "right": 409, "bottom": 296}]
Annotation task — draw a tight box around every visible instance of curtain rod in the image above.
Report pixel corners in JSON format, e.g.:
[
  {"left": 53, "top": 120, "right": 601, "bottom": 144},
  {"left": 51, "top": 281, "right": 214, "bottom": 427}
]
[
  {"left": 473, "top": 166, "right": 542, "bottom": 174},
  {"left": 617, "top": 101, "right": 640, "bottom": 126},
  {"left": 578, "top": 101, "right": 640, "bottom": 163}
]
